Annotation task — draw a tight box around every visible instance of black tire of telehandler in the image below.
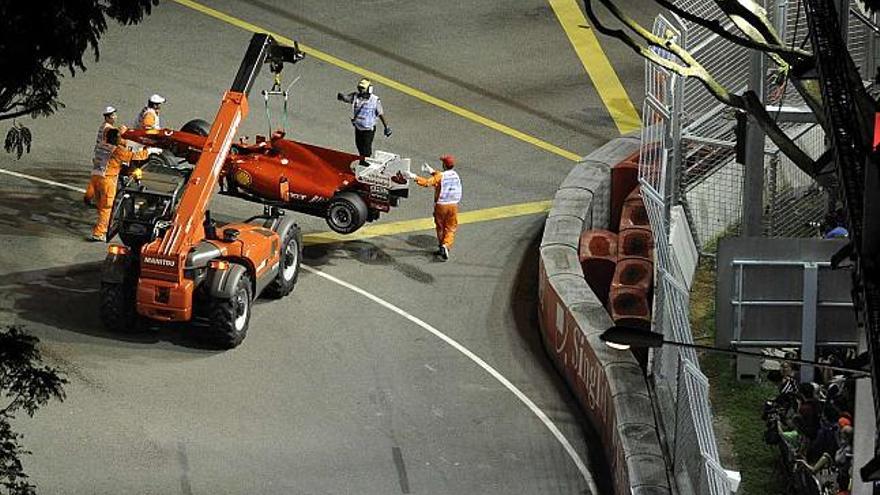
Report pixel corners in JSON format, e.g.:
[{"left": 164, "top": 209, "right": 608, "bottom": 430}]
[
  {"left": 100, "top": 282, "right": 139, "bottom": 333},
  {"left": 325, "top": 192, "right": 368, "bottom": 234},
  {"left": 263, "top": 225, "right": 302, "bottom": 299},
  {"left": 204, "top": 271, "right": 252, "bottom": 349}
]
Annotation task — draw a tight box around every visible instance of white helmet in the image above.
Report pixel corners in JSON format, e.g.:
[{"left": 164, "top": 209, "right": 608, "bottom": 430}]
[
  {"left": 103, "top": 106, "right": 116, "bottom": 116},
  {"left": 148, "top": 94, "right": 166, "bottom": 105}
]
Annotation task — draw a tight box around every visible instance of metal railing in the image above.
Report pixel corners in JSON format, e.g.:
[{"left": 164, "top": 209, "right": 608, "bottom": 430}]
[
  {"left": 640, "top": 1, "right": 877, "bottom": 494},
  {"left": 640, "top": 13, "right": 731, "bottom": 495}
]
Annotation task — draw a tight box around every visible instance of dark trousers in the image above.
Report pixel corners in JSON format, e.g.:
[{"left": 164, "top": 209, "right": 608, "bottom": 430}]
[{"left": 354, "top": 127, "right": 375, "bottom": 161}]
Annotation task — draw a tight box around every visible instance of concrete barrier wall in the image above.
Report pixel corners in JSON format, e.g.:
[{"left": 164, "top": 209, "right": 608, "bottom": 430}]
[{"left": 538, "top": 137, "right": 670, "bottom": 495}]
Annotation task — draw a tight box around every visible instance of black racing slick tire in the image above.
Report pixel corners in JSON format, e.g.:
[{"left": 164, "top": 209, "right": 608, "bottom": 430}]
[
  {"left": 325, "top": 192, "right": 368, "bottom": 234},
  {"left": 180, "top": 119, "right": 211, "bottom": 137},
  {"left": 179, "top": 119, "right": 211, "bottom": 164},
  {"left": 263, "top": 225, "right": 302, "bottom": 299},
  {"left": 145, "top": 150, "right": 177, "bottom": 169},
  {"left": 204, "top": 271, "right": 252, "bottom": 349},
  {"left": 99, "top": 282, "right": 138, "bottom": 333}
]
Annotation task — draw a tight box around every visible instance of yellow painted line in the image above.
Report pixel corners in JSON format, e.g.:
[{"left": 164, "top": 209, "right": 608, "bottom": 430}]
[
  {"left": 304, "top": 200, "right": 552, "bottom": 245},
  {"left": 171, "top": 0, "right": 582, "bottom": 162},
  {"left": 548, "top": 0, "right": 641, "bottom": 134}
]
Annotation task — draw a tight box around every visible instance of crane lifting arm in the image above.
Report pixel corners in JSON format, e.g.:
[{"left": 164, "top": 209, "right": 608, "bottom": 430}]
[{"left": 143, "top": 33, "right": 304, "bottom": 262}]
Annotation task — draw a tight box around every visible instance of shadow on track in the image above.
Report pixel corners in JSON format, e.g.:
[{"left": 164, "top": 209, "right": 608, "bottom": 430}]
[
  {"left": 304, "top": 234, "right": 437, "bottom": 284},
  {"left": 0, "top": 167, "right": 94, "bottom": 239},
  {"left": 0, "top": 262, "right": 220, "bottom": 351},
  {"left": 510, "top": 227, "right": 613, "bottom": 495}
]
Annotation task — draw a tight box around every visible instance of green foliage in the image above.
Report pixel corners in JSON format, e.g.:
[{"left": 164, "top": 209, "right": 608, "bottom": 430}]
[
  {"left": 702, "top": 354, "right": 783, "bottom": 494},
  {"left": 3, "top": 124, "right": 31, "bottom": 160},
  {"left": 690, "top": 257, "right": 785, "bottom": 494},
  {"left": 0, "top": 326, "right": 67, "bottom": 495},
  {"left": 0, "top": 0, "right": 158, "bottom": 157}
]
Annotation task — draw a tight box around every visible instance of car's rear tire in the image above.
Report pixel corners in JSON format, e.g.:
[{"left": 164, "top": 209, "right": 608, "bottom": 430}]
[
  {"left": 325, "top": 192, "right": 368, "bottom": 234},
  {"left": 204, "top": 271, "right": 252, "bottom": 349},
  {"left": 264, "top": 225, "right": 302, "bottom": 299},
  {"left": 181, "top": 119, "right": 211, "bottom": 137}
]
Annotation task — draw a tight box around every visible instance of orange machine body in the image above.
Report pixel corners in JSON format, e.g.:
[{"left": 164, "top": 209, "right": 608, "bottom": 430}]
[
  {"left": 133, "top": 91, "right": 281, "bottom": 322},
  {"left": 136, "top": 224, "right": 280, "bottom": 322},
  {"left": 100, "top": 33, "right": 306, "bottom": 349}
]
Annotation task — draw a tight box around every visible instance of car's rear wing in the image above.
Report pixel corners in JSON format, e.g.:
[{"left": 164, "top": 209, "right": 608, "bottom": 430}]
[{"left": 353, "top": 150, "right": 411, "bottom": 191}]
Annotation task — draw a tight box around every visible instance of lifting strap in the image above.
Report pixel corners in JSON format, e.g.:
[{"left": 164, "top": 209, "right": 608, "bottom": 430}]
[{"left": 261, "top": 75, "right": 300, "bottom": 135}]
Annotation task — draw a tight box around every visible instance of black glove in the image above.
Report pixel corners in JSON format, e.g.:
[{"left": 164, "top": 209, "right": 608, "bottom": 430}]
[
  {"left": 383, "top": 126, "right": 393, "bottom": 137},
  {"left": 337, "top": 92, "right": 345, "bottom": 101}
]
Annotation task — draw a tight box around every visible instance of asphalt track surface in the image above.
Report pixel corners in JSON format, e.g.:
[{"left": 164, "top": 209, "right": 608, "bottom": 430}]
[{"left": 0, "top": 1, "right": 657, "bottom": 493}]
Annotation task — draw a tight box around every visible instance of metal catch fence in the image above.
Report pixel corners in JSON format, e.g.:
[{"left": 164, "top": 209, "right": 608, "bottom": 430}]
[
  {"left": 639, "top": 11, "right": 731, "bottom": 494},
  {"left": 638, "top": 1, "right": 876, "bottom": 494},
  {"left": 673, "top": 0, "right": 877, "bottom": 252}
]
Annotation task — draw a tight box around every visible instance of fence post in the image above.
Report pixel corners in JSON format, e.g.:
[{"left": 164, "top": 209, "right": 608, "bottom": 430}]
[
  {"left": 743, "top": 4, "right": 766, "bottom": 238},
  {"left": 666, "top": 32, "right": 685, "bottom": 227},
  {"left": 800, "top": 262, "right": 819, "bottom": 383},
  {"left": 767, "top": 151, "right": 779, "bottom": 236}
]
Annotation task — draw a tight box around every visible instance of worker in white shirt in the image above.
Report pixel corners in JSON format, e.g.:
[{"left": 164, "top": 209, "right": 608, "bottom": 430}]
[{"left": 337, "top": 79, "right": 391, "bottom": 165}]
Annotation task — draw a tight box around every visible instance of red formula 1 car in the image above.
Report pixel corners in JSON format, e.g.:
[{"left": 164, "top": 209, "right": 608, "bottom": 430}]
[{"left": 123, "top": 121, "right": 410, "bottom": 234}]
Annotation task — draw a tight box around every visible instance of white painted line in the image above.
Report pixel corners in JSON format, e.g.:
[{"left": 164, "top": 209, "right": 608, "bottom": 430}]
[
  {"left": 2, "top": 163, "right": 597, "bottom": 489},
  {"left": 301, "top": 265, "right": 598, "bottom": 492},
  {"left": 0, "top": 167, "right": 86, "bottom": 193}
]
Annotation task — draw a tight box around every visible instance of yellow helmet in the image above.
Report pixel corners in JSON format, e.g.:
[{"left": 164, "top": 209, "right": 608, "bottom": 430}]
[{"left": 131, "top": 168, "right": 143, "bottom": 180}]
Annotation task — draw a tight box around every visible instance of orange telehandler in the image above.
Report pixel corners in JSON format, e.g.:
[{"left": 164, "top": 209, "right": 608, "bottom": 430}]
[{"left": 99, "top": 34, "right": 305, "bottom": 348}]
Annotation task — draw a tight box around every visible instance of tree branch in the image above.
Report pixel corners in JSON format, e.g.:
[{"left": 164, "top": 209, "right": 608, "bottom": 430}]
[
  {"left": 0, "top": 395, "right": 21, "bottom": 417},
  {"left": 738, "top": 90, "right": 818, "bottom": 176},
  {"left": 652, "top": 0, "right": 811, "bottom": 63},
  {"left": 584, "top": 0, "right": 739, "bottom": 104},
  {"left": 582, "top": 0, "right": 819, "bottom": 178},
  {"left": 705, "top": 0, "right": 829, "bottom": 131},
  {"left": 715, "top": 0, "right": 783, "bottom": 47},
  {"left": 0, "top": 106, "right": 44, "bottom": 122}
]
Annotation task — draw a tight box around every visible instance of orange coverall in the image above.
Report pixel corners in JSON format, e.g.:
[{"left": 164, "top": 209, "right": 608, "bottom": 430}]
[
  {"left": 416, "top": 171, "right": 459, "bottom": 249},
  {"left": 90, "top": 146, "right": 148, "bottom": 238},
  {"left": 136, "top": 107, "right": 159, "bottom": 130},
  {"left": 84, "top": 122, "right": 114, "bottom": 204}
]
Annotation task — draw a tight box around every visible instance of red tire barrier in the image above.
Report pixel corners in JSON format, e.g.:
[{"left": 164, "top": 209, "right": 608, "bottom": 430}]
[
  {"left": 610, "top": 151, "right": 640, "bottom": 231},
  {"left": 608, "top": 285, "right": 652, "bottom": 329},
  {"left": 619, "top": 187, "right": 650, "bottom": 230},
  {"left": 611, "top": 257, "right": 653, "bottom": 293},
  {"left": 578, "top": 229, "right": 618, "bottom": 306},
  {"left": 618, "top": 226, "right": 654, "bottom": 261}
]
